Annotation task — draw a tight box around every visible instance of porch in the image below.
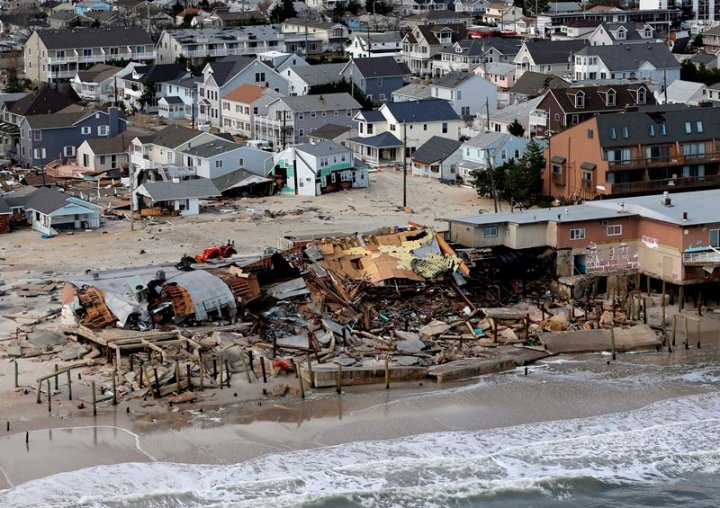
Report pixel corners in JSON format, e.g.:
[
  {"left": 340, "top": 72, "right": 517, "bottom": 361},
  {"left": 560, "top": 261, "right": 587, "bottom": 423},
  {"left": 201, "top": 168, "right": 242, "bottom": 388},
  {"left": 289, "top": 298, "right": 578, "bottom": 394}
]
[{"left": 347, "top": 132, "right": 403, "bottom": 168}]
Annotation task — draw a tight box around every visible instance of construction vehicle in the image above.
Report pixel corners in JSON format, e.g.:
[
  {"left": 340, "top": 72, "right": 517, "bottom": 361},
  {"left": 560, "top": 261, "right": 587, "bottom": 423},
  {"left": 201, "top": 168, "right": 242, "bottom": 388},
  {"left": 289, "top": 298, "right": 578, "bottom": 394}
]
[{"left": 194, "top": 241, "right": 237, "bottom": 262}]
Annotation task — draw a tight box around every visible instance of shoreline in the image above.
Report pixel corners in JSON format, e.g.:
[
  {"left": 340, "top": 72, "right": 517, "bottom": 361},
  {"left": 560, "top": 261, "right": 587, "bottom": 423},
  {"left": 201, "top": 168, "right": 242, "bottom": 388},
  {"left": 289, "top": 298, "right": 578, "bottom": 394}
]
[{"left": 2, "top": 343, "right": 720, "bottom": 491}]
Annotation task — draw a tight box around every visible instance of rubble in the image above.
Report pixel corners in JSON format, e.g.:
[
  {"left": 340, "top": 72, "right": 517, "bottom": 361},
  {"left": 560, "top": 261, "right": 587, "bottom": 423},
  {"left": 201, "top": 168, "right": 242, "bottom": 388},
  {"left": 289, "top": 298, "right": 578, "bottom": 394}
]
[{"left": 0, "top": 224, "right": 671, "bottom": 403}]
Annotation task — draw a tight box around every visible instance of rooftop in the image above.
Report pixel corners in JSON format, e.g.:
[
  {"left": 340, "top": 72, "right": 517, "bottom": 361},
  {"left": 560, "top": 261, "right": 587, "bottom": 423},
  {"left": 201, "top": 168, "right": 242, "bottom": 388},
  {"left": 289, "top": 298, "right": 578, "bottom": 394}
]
[
  {"left": 37, "top": 26, "right": 153, "bottom": 49},
  {"left": 384, "top": 99, "right": 460, "bottom": 123},
  {"left": 278, "top": 93, "right": 361, "bottom": 113},
  {"left": 295, "top": 140, "right": 349, "bottom": 158},
  {"left": 412, "top": 136, "right": 462, "bottom": 164},
  {"left": 182, "top": 139, "right": 243, "bottom": 158},
  {"left": 138, "top": 178, "right": 220, "bottom": 202}
]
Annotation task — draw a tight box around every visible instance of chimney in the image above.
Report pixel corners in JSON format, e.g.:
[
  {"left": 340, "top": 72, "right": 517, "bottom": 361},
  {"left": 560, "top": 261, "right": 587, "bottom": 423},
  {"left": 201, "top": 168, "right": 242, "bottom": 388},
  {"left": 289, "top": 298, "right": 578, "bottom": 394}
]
[
  {"left": 682, "top": 210, "right": 688, "bottom": 221},
  {"left": 662, "top": 191, "right": 672, "bottom": 207},
  {"left": 108, "top": 106, "right": 120, "bottom": 137}
]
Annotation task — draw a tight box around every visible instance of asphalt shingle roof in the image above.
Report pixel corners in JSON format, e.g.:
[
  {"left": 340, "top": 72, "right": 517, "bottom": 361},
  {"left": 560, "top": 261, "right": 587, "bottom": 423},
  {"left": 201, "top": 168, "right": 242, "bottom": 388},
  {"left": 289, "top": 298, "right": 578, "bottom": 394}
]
[
  {"left": 293, "top": 63, "right": 345, "bottom": 86},
  {"left": 347, "top": 132, "right": 402, "bottom": 148},
  {"left": 576, "top": 43, "right": 679, "bottom": 71},
  {"left": 522, "top": 39, "right": 587, "bottom": 65},
  {"left": 23, "top": 186, "right": 81, "bottom": 215},
  {"left": 349, "top": 57, "right": 410, "bottom": 78},
  {"left": 141, "top": 125, "right": 203, "bottom": 148},
  {"left": 296, "top": 140, "right": 348, "bottom": 157},
  {"left": 38, "top": 26, "right": 153, "bottom": 49},
  {"left": 412, "top": 136, "right": 462, "bottom": 164},
  {"left": 206, "top": 56, "right": 255, "bottom": 87},
  {"left": 279, "top": 93, "right": 361, "bottom": 113},
  {"left": 8, "top": 87, "right": 79, "bottom": 116},
  {"left": 139, "top": 179, "right": 220, "bottom": 202},
  {"left": 384, "top": 99, "right": 460, "bottom": 123},
  {"left": 182, "top": 139, "right": 242, "bottom": 158}
]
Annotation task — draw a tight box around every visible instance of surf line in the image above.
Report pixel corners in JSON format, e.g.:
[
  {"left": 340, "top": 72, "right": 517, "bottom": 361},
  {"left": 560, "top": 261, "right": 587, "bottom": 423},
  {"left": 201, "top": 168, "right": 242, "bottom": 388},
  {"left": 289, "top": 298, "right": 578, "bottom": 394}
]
[
  {"left": 19, "top": 425, "right": 157, "bottom": 462},
  {"left": 0, "top": 464, "right": 14, "bottom": 489}
]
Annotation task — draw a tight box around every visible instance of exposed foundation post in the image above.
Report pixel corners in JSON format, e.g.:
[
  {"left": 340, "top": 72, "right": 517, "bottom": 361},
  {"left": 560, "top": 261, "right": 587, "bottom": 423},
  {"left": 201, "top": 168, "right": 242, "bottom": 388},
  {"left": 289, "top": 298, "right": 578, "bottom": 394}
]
[
  {"left": 385, "top": 356, "right": 390, "bottom": 390},
  {"left": 610, "top": 328, "right": 616, "bottom": 361},
  {"left": 671, "top": 315, "right": 678, "bottom": 347},
  {"left": 336, "top": 364, "right": 342, "bottom": 394},
  {"left": 91, "top": 381, "right": 97, "bottom": 416},
  {"left": 679, "top": 285, "right": 685, "bottom": 312},
  {"left": 66, "top": 370, "right": 72, "bottom": 401}
]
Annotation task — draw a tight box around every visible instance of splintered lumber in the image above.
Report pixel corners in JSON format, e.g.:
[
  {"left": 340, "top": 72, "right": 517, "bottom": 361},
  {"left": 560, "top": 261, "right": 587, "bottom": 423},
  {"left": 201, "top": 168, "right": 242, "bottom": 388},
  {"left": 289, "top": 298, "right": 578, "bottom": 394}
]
[
  {"left": 141, "top": 339, "right": 167, "bottom": 362},
  {"left": 539, "top": 324, "right": 661, "bottom": 354}
]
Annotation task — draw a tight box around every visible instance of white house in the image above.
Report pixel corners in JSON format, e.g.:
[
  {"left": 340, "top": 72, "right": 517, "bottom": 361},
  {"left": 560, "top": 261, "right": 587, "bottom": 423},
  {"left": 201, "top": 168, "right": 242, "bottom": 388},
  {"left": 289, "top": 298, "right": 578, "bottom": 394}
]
[
  {"left": 220, "top": 83, "right": 268, "bottom": 137},
  {"left": 71, "top": 63, "right": 139, "bottom": 103},
  {"left": 77, "top": 134, "right": 129, "bottom": 178},
  {"left": 158, "top": 74, "right": 203, "bottom": 121},
  {"left": 180, "top": 139, "right": 274, "bottom": 179},
  {"left": 135, "top": 179, "right": 220, "bottom": 216},
  {"left": 198, "top": 56, "right": 288, "bottom": 129},
  {"left": 430, "top": 72, "right": 497, "bottom": 117},
  {"left": 573, "top": 43, "right": 681, "bottom": 83},
  {"left": 272, "top": 141, "right": 368, "bottom": 196},
  {"left": 19, "top": 186, "right": 102, "bottom": 236},
  {"left": 458, "top": 132, "right": 531, "bottom": 181},
  {"left": 411, "top": 135, "right": 463, "bottom": 180},
  {"left": 587, "top": 23, "right": 658, "bottom": 46},
  {"left": 284, "top": 63, "right": 345, "bottom": 96},
  {"left": 346, "top": 32, "right": 403, "bottom": 59}
]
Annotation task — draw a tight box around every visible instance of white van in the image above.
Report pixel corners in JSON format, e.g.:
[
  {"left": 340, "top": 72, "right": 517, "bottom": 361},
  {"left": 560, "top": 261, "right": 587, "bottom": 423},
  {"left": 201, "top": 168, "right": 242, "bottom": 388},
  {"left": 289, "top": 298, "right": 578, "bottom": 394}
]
[{"left": 245, "top": 139, "right": 272, "bottom": 151}]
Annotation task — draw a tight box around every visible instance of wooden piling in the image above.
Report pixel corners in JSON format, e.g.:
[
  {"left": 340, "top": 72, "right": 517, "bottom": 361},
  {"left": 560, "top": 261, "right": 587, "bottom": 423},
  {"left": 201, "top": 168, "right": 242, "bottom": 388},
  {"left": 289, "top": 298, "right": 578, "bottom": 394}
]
[
  {"left": 186, "top": 363, "right": 193, "bottom": 391},
  {"left": 610, "top": 328, "right": 616, "bottom": 361},
  {"left": 241, "top": 353, "right": 252, "bottom": 384},
  {"left": 684, "top": 315, "right": 689, "bottom": 349},
  {"left": 199, "top": 354, "right": 205, "bottom": 391},
  {"left": 91, "top": 381, "right": 97, "bottom": 416},
  {"left": 47, "top": 380, "right": 52, "bottom": 413},
  {"left": 225, "top": 360, "right": 231, "bottom": 387},
  {"left": 292, "top": 359, "right": 304, "bottom": 399},
  {"left": 139, "top": 360, "right": 145, "bottom": 388},
  {"left": 646, "top": 275, "right": 651, "bottom": 296},
  {"left": 14, "top": 361, "right": 18, "bottom": 388},
  {"left": 336, "top": 364, "right": 342, "bottom": 394},
  {"left": 671, "top": 314, "right": 677, "bottom": 347},
  {"left": 679, "top": 285, "right": 685, "bottom": 311},
  {"left": 66, "top": 370, "right": 72, "bottom": 401},
  {"left": 212, "top": 359, "right": 218, "bottom": 381},
  {"left": 218, "top": 360, "right": 224, "bottom": 390},
  {"left": 36, "top": 381, "right": 41, "bottom": 404},
  {"left": 697, "top": 319, "right": 702, "bottom": 349},
  {"left": 112, "top": 369, "right": 117, "bottom": 405},
  {"left": 385, "top": 356, "right": 390, "bottom": 390},
  {"left": 153, "top": 367, "right": 160, "bottom": 399},
  {"left": 698, "top": 289, "right": 703, "bottom": 317},
  {"left": 175, "top": 361, "right": 181, "bottom": 393},
  {"left": 643, "top": 297, "right": 647, "bottom": 324},
  {"left": 54, "top": 364, "right": 59, "bottom": 391},
  {"left": 261, "top": 357, "right": 267, "bottom": 383},
  {"left": 307, "top": 357, "right": 314, "bottom": 388}
]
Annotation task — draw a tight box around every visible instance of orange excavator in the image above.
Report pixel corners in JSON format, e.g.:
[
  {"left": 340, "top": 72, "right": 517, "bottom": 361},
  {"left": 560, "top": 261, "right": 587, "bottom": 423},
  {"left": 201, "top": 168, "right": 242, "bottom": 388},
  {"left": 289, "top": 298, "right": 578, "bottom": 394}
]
[{"left": 194, "top": 241, "right": 237, "bottom": 262}]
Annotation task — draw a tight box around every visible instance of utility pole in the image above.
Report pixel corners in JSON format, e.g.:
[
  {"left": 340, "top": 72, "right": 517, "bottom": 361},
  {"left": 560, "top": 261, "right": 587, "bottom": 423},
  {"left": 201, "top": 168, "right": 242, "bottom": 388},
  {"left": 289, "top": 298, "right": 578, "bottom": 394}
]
[
  {"left": 402, "top": 121, "right": 407, "bottom": 208},
  {"left": 486, "top": 148, "right": 499, "bottom": 213},
  {"left": 485, "top": 96, "right": 490, "bottom": 132},
  {"left": 130, "top": 162, "right": 135, "bottom": 231}
]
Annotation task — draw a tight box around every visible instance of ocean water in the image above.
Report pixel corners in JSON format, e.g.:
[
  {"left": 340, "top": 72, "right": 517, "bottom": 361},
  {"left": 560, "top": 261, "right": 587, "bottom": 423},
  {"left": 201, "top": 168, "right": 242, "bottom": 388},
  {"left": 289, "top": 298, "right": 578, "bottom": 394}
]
[{"left": 2, "top": 351, "right": 720, "bottom": 508}]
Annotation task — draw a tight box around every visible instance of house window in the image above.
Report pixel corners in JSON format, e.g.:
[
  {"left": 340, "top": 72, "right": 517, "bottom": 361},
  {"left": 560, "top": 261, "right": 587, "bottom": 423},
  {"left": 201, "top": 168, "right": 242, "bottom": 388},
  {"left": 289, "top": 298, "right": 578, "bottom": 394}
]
[
  {"left": 660, "top": 123, "right": 667, "bottom": 136},
  {"left": 685, "top": 121, "right": 692, "bottom": 134},
  {"left": 457, "top": 90, "right": 462, "bottom": 100},
  {"left": 33, "top": 131, "right": 42, "bottom": 141},
  {"left": 570, "top": 228, "right": 586, "bottom": 240},
  {"left": 648, "top": 124, "right": 655, "bottom": 137},
  {"left": 83, "top": 154, "right": 89, "bottom": 166},
  {"left": 367, "top": 123, "right": 374, "bottom": 134},
  {"left": 33, "top": 148, "right": 46, "bottom": 159},
  {"left": 423, "top": 124, "right": 428, "bottom": 131},
  {"left": 570, "top": 114, "right": 579, "bottom": 125},
  {"left": 99, "top": 155, "right": 106, "bottom": 164},
  {"left": 442, "top": 123, "right": 448, "bottom": 134},
  {"left": 607, "top": 225, "right": 622, "bottom": 236},
  {"left": 483, "top": 226, "right": 498, "bottom": 238},
  {"left": 606, "top": 91, "right": 616, "bottom": 107},
  {"left": 697, "top": 121, "right": 704, "bottom": 133},
  {"left": 82, "top": 126, "right": 91, "bottom": 135},
  {"left": 216, "top": 160, "right": 223, "bottom": 168},
  {"left": 98, "top": 125, "right": 109, "bottom": 136},
  {"left": 310, "top": 112, "right": 316, "bottom": 118},
  {"left": 390, "top": 123, "right": 396, "bottom": 131},
  {"left": 710, "top": 229, "right": 720, "bottom": 247},
  {"left": 637, "top": 88, "right": 646, "bottom": 104},
  {"left": 255, "top": 72, "right": 265, "bottom": 82},
  {"left": 622, "top": 126, "right": 629, "bottom": 139},
  {"left": 63, "top": 146, "right": 75, "bottom": 157},
  {"left": 587, "top": 129, "right": 594, "bottom": 139}
]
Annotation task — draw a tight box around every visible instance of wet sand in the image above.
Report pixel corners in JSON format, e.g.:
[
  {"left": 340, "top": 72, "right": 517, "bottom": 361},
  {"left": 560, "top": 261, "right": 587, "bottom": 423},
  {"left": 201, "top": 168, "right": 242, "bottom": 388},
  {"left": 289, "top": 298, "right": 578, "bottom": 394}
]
[{"left": 2, "top": 341, "right": 719, "bottom": 491}]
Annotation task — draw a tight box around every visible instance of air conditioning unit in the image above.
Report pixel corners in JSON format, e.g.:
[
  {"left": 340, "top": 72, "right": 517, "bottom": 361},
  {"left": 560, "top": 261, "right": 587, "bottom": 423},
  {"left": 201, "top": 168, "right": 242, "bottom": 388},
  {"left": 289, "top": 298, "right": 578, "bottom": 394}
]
[{"left": 601, "top": 220, "right": 609, "bottom": 226}]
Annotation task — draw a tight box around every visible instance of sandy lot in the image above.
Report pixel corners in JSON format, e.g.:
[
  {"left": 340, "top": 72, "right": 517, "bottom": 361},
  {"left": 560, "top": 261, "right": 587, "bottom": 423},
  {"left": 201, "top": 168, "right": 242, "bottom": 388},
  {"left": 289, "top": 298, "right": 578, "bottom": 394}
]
[{"left": 1, "top": 170, "right": 493, "bottom": 281}]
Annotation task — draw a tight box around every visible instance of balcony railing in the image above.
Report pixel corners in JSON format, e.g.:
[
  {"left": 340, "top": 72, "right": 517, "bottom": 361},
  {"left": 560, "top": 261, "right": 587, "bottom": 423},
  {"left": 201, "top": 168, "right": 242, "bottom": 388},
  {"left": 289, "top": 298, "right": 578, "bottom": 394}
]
[
  {"left": 608, "top": 152, "right": 720, "bottom": 170},
  {"left": 608, "top": 173, "right": 720, "bottom": 195},
  {"left": 683, "top": 248, "right": 720, "bottom": 265}
]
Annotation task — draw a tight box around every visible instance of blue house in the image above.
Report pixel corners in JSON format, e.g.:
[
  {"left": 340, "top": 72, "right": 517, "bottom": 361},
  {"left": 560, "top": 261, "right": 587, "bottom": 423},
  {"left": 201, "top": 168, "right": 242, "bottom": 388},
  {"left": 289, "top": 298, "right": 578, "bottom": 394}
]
[
  {"left": 75, "top": 1, "right": 112, "bottom": 14},
  {"left": 340, "top": 57, "right": 410, "bottom": 105},
  {"left": 19, "top": 106, "right": 126, "bottom": 167}
]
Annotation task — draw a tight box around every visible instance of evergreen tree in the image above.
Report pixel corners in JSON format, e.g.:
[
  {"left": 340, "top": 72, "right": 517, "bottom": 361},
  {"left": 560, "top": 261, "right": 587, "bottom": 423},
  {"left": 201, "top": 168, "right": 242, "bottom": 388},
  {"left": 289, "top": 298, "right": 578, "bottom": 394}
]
[
  {"left": 139, "top": 81, "right": 156, "bottom": 110},
  {"left": 525, "top": 0, "right": 549, "bottom": 16},
  {"left": 347, "top": 0, "right": 361, "bottom": 15},
  {"left": 5, "top": 66, "right": 22, "bottom": 93},
  {"left": 508, "top": 118, "right": 525, "bottom": 137},
  {"left": 270, "top": 0, "right": 297, "bottom": 23}
]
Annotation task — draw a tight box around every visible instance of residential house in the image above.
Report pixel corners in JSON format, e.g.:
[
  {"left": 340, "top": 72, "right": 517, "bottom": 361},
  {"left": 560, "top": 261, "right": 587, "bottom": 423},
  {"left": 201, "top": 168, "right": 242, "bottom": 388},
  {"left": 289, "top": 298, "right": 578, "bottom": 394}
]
[
  {"left": 71, "top": 63, "right": 139, "bottom": 103},
  {"left": 129, "top": 125, "right": 234, "bottom": 184},
  {"left": 149, "top": 12, "right": 174, "bottom": 28},
  {"left": 508, "top": 71, "right": 569, "bottom": 103},
  {"left": 254, "top": 93, "right": 361, "bottom": 148},
  {"left": 180, "top": 138, "right": 273, "bottom": 179},
  {"left": 118, "top": 63, "right": 200, "bottom": 113},
  {"left": 392, "top": 83, "right": 433, "bottom": 102},
  {"left": 587, "top": 22, "right": 658, "bottom": 46},
  {"left": 347, "top": 99, "right": 461, "bottom": 167},
  {"left": 285, "top": 63, "right": 345, "bottom": 96},
  {"left": 538, "top": 7, "right": 680, "bottom": 40},
  {"left": 659, "top": 80, "right": 707, "bottom": 106},
  {"left": 446, "top": 189, "right": 720, "bottom": 288},
  {"left": 513, "top": 39, "right": 586, "bottom": 79},
  {"left": 136, "top": 178, "right": 220, "bottom": 216},
  {"left": 401, "top": 23, "right": 468, "bottom": 77},
  {"left": 155, "top": 27, "right": 284, "bottom": 64},
  {"left": 202, "top": 8, "right": 267, "bottom": 28},
  {"left": 549, "top": 20, "right": 602, "bottom": 41},
  {"left": 411, "top": 135, "right": 462, "bottom": 180},
  {"left": 76, "top": 133, "right": 130, "bottom": 178},
  {"left": 573, "top": 43, "right": 680, "bottom": 83},
  {"left": 47, "top": 12, "right": 89, "bottom": 29},
  {"left": 482, "top": 4, "right": 524, "bottom": 28},
  {"left": 532, "top": 83, "right": 656, "bottom": 136},
  {"left": 24, "top": 27, "right": 155, "bottom": 83},
  {"left": 340, "top": 57, "right": 410, "bottom": 105},
  {"left": 491, "top": 95, "right": 544, "bottom": 136},
  {"left": 454, "top": 0, "right": 489, "bottom": 15},
  {"left": 308, "top": 124, "right": 356, "bottom": 147},
  {"left": 272, "top": 141, "right": 368, "bottom": 196},
  {"left": 12, "top": 186, "right": 101, "bottom": 236},
  {"left": 401, "top": 0, "right": 449, "bottom": 15},
  {"left": 433, "top": 38, "right": 521, "bottom": 76},
  {"left": 74, "top": 1, "right": 111, "bottom": 14},
  {"left": 280, "top": 18, "right": 349, "bottom": 55},
  {"left": 1, "top": 87, "right": 80, "bottom": 128},
  {"left": 544, "top": 106, "right": 720, "bottom": 200},
  {"left": 346, "top": 32, "right": 403, "bottom": 59},
  {"left": 402, "top": 10, "right": 474, "bottom": 28},
  {"left": 430, "top": 72, "right": 497, "bottom": 117},
  {"left": 157, "top": 73, "right": 203, "bottom": 121},
  {"left": 705, "top": 82, "right": 720, "bottom": 103},
  {"left": 174, "top": 7, "right": 205, "bottom": 26},
  {"left": 306, "top": 0, "right": 351, "bottom": 12},
  {"left": 457, "top": 131, "right": 530, "bottom": 180},
  {"left": 212, "top": 169, "right": 274, "bottom": 197},
  {"left": 703, "top": 24, "right": 720, "bottom": 55},
  {"left": 220, "top": 83, "right": 267, "bottom": 137},
  {"left": 0, "top": 198, "right": 9, "bottom": 234},
  {"left": 475, "top": 62, "right": 517, "bottom": 93},
  {"left": 198, "top": 56, "right": 288, "bottom": 129},
  {"left": 19, "top": 106, "right": 126, "bottom": 167},
  {"left": 257, "top": 51, "right": 310, "bottom": 74}
]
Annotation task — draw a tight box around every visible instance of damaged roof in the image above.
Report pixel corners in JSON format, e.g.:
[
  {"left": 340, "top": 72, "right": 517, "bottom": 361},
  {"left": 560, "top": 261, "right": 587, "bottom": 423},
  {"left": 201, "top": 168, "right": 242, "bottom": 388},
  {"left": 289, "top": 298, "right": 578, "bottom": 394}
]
[{"left": 137, "top": 179, "right": 220, "bottom": 202}]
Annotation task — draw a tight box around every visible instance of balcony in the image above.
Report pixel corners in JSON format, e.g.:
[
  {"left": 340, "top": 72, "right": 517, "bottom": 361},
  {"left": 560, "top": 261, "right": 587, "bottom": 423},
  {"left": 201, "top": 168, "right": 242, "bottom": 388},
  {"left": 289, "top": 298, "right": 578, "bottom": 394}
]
[
  {"left": 47, "top": 69, "right": 77, "bottom": 79},
  {"left": 683, "top": 248, "right": 720, "bottom": 266},
  {"left": 47, "top": 55, "right": 78, "bottom": 65},
  {"left": 607, "top": 152, "right": 720, "bottom": 171},
  {"left": 608, "top": 173, "right": 720, "bottom": 195}
]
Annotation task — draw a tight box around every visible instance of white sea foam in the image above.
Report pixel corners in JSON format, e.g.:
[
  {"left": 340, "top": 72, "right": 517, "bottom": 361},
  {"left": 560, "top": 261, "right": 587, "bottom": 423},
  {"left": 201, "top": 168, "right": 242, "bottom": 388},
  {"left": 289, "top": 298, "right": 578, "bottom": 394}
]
[{"left": 2, "top": 390, "right": 720, "bottom": 508}]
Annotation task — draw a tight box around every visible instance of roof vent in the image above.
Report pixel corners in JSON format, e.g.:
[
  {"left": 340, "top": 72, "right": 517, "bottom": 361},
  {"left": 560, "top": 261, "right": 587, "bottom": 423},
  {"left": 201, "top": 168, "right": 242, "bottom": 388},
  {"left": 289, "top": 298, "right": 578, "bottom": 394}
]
[
  {"left": 662, "top": 191, "right": 672, "bottom": 207},
  {"left": 682, "top": 210, "right": 688, "bottom": 221}
]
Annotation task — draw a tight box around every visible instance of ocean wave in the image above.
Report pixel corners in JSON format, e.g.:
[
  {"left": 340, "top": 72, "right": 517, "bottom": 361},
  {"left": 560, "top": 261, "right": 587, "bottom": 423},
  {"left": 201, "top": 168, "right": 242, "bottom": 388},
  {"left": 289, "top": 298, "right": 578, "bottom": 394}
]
[{"left": 2, "top": 391, "right": 720, "bottom": 508}]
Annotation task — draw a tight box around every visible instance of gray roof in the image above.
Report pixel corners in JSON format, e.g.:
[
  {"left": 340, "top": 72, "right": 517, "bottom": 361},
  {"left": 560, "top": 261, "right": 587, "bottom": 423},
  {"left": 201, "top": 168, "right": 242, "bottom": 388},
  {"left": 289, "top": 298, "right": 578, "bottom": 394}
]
[
  {"left": 139, "top": 179, "right": 220, "bottom": 202},
  {"left": 523, "top": 39, "right": 587, "bottom": 65},
  {"left": 464, "top": 131, "right": 514, "bottom": 150},
  {"left": 279, "top": 93, "right": 361, "bottom": 113},
  {"left": 23, "top": 186, "right": 91, "bottom": 215},
  {"left": 595, "top": 106, "right": 720, "bottom": 148},
  {"left": 0, "top": 198, "right": 10, "bottom": 214},
  {"left": 212, "top": 168, "right": 270, "bottom": 193},
  {"left": 509, "top": 71, "right": 569, "bottom": 97},
  {"left": 356, "top": 110, "right": 385, "bottom": 122},
  {"left": 161, "top": 96, "right": 185, "bottom": 104},
  {"left": 576, "top": 43, "right": 679, "bottom": 71},
  {"left": 181, "top": 139, "right": 243, "bottom": 158},
  {"left": 353, "top": 31, "right": 402, "bottom": 44},
  {"left": 384, "top": 99, "right": 460, "bottom": 123},
  {"left": 141, "top": 125, "right": 203, "bottom": 148},
  {"left": 412, "top": 136, "right": 462, "bottom": 164},
  {"left": 448, "top": 203, "right": 621, "bottom": 227},
  {"left": 293, "top": 63, "right": 345, "bottom": 86},
  {"left": 433, "top": 71, "right": 473, "bottom": 89},
  {"left": 2, "top": 186, "right": 38, "bottom": 209},
  {"left": 392, "top": 83, "right": 432, "bottom": 99},
  {"left": 168, "top": 26, "right": 282, "bottom": 46},
  {"left": 690, "top": 53, "right": 717, "bottom": 66},
  {"left": 86, "top": 133, "right": 131, "bottom": 155},
  {"left": 77, "top": 64, "right": 122, "bottom": 83},
  {"left": 206, "top": 56, "right": 255, "bottom": 87},
  {"left": 25, "top": 108, "right": 91, "bottom": 129},
  {"left": 348, "top": 57, "right": 410, "bottom": 78},
  {"left": 439, "top": 38, "right": 521, "bottom": 57},
  {"left": 296, "top": 140, "right": 349, "bottom": 157},
  {"left": 347, "top": 131, "right": 402, "bottom": 148},
  {"left": 38, "top": 27, "right": 153, "bottom": 50},
  {"left": 309, "top": 123, "right": 353, "bottom": 140}
]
